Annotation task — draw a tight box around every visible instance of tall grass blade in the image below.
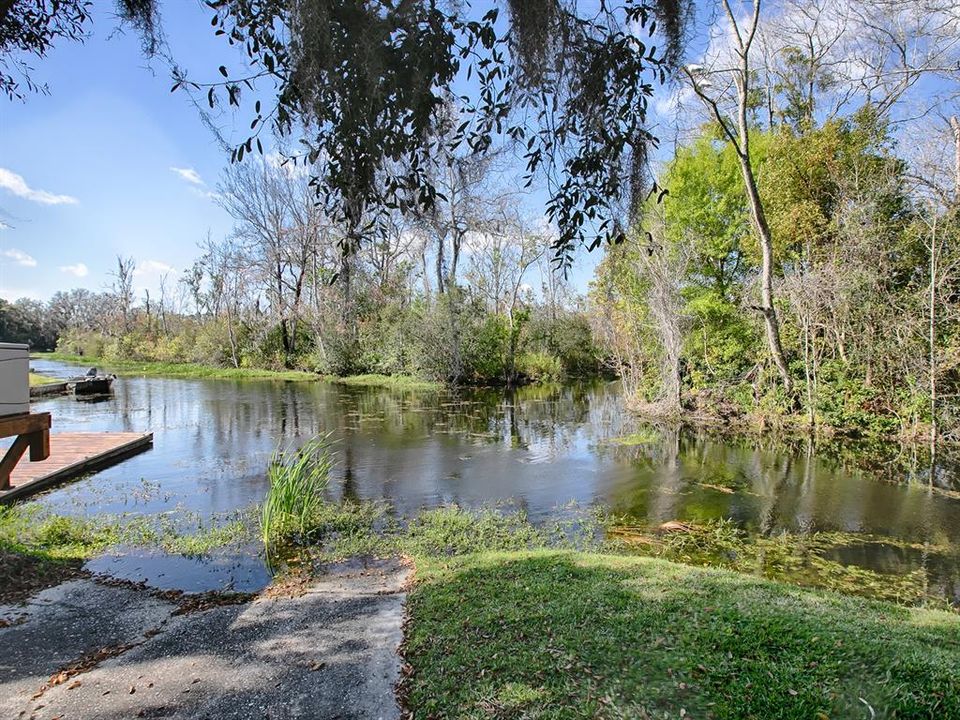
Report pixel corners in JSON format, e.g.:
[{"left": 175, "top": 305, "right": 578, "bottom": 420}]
[{"left": 261, "top": 434, "right": 335, "bottom": 550}]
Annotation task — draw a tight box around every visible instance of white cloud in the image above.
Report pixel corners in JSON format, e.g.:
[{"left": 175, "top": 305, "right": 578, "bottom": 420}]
[
  {"left": 169, "top": 167, "right": 205, "bottom": 186},
  {"left": 264, "top": 151, "right": 310, "bottom": 177},
  {"left": 189, "top": 186, "right": 220, "bottom": 201},
  {"left": 0, "top": 168, "right": 78, "bottom": 205},
  {"left": 134, "top": 259, "right": 175, "bottom": 277},
  {"left": 59, "top": 262, "right": 89, "bottom": 278},
  {"left": 1, "top": 248, "right": 37, "bottom": 267}
]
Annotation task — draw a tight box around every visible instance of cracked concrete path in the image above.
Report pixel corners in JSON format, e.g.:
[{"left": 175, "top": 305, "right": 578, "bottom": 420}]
[{"left": 0, "top": 558, "right": 410, "bottom": 720}]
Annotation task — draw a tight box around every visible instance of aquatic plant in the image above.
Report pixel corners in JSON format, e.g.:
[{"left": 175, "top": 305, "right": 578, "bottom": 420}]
[{"left": 261, "top": 435, "right": 335, "bottom": 546}]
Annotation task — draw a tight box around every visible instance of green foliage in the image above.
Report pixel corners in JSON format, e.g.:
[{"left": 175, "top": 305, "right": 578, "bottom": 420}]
[
  {"left": 815, "top": 361, "right": 899, "bottom": 437},
  {"left": 682, "top": 286, "right": 757, "bottom": 386},
  {"left": 56, "top": 329, "right": 108, "bottom": 358},
  {"left": 662, "top": 134, "right": 753, "bottom": 290},
  {"left": 463, "top": 314, "right": 510, "bottom": 382},
  {"left": 515, "top": 351, "right": 564, "bottom": 384},
  {"left": 590, "top": 116, "right": 960, "bottom": 440},
  {"left": 526, "top": 313, "right": 601, "bottom": 376},
  {"left": 261, "top": 436, "right": 335, "bottom": 546}
]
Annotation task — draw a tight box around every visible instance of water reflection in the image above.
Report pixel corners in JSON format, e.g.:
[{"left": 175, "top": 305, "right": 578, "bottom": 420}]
[{"left": 29, "top": 359, "right": 960, "bottom": 599}]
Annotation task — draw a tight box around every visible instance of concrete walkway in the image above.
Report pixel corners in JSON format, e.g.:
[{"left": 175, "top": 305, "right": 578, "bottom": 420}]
[{"left": 0, "top": 559, "right": 410, "bottom": 720}]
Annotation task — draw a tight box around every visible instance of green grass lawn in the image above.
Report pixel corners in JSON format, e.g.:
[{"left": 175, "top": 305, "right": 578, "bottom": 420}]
[
  {"left": 33, "top": 352, "right": 440, "bottom": 388},
  {"left": 404, "top": 550, "right": 960, "bottom": 719},
  {"left": 34, "top": 352, "right": 319, "bottom": 382},
  {"left": 28, "top": 372, "right": 57, "bottom": 386}
]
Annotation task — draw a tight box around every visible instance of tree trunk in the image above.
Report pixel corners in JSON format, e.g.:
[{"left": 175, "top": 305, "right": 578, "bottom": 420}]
[
  {"left": 929, "top": 216, "right": 938, "bottom": 450},
  {"left": 738, "top": 156, "right": 793, "bottom": 393},
  {"left": 950, "top": 116, "right": 960, "bottom": 203},
  {"left": 435, "top": 234, "right": 446, "bottom": 295}
]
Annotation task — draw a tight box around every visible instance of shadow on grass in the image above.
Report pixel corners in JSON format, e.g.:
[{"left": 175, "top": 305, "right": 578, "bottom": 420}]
[{"left": 404, "top": 551, "right": 960, "bottom": 719}]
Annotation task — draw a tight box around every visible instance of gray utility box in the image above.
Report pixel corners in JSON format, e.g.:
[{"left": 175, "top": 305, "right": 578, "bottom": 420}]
[{"left": 0, "top": 342, "right": 29, "bottom": 417}]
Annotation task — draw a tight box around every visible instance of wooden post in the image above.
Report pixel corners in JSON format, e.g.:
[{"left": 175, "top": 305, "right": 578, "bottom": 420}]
[{"left": 0, "top": 412, "right": 51, "bottom": 490}]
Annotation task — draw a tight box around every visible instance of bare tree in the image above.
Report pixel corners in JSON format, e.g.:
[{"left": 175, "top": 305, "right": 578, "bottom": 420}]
[
  {"left": 639, "top": 214, "right": 692, "bottom": 416},
  {"left": 465, "top": 210, "right": 546, "bottom": 383},
  {"left": 109, "top": 255, "right": 136, "bottom": 335},
  {"left": 684, "top": 0, "right": 793, "bottom": 393},
  {"left": 217, "top": 157, "right": 333, "bottom": 365}
]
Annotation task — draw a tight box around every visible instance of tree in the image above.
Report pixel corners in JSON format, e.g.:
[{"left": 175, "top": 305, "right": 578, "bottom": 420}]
[
  {"left": 683, "top": 0, "right": 793, "bottom": 393},
  {"left": 175, "top": 0, "right": 689, "bottom": 268},
  {"left": 110, "top": 255, "right": 136, "bottom": 335},
  {"left": 0, "top": 0, "right": 158, "bottom": 100},
  {"left": 216, "top": 157, "right": 331, "bottom": 365},
  {"left": 464, "top": 211, "right": 546, "bottom": 383}
]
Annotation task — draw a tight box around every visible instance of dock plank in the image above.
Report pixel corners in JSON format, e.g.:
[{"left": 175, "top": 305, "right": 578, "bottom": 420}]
[{"left": 0, "top": 432, "right": 153, "bottom": 502}]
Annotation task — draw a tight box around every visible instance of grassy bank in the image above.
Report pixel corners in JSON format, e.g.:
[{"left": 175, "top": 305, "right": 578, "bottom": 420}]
[
  {"left": 258, "top": 494, "right": 960, "bottom": 718},
  {"left": 6, "top": 486, "right": 959, "bottom": 717},
  {"left": 28, "top": 372, "right": 57, "bottom": 386},
  {"left": 330, "top": 373, "right": 441, "bottom": 391},
  {"left": 34, "top": 352, "right": 319, "bottom": 381},
  {"left": 404, "top": 550, "right": 959, "bottom": 719},
  {"left": 32, "top": 352, "right": 440, "bottom": 389}
]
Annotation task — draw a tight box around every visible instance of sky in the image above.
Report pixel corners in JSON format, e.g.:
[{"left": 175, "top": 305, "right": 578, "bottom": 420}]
[
  {"left": 3, "top": 2, "right": 953, "bottom": 305},
  {"left": 0, "top": 2, "right": 257, "bottom": 303},
  {"left": 0, "top": 1, "right": 608, "bottom": 306}
]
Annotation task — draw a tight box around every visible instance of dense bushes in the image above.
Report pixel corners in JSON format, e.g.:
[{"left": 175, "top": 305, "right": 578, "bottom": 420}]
[
  {"left": 591, "top": 119, "right": 960, "bottom": 440},
  {"left": 53, "top": 296, "right": 599, "bottom": 388}
]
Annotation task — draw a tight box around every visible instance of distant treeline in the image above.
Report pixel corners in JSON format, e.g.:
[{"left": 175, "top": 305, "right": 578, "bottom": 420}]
[{"left": 9, "top": 154, "right": 603, "bottom": 387}]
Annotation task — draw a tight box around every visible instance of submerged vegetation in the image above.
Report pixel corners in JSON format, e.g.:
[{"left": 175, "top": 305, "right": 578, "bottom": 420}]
[
  {"left": 608, "top": 518, "right": 960, "bottom": 610},
  {"left": 0, "top": 503, "right": 252, "bottom": 604}
]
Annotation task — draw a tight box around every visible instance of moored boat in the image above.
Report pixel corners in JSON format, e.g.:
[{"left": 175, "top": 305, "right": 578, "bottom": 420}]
[{"left": 68, "top": 368, "right": 116, "bottom": 395}]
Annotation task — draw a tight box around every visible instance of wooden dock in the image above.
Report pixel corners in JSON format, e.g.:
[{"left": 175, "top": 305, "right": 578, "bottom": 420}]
[
  {"left": 29, "top": 381, "right": 70, "bottom": 398},
  {"left": 0, "top": 432, "right": 153, "bottom": 503}
]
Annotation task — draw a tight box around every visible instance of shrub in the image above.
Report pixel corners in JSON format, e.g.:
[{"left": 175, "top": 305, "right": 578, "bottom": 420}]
[
  {"left": 815, "top": 360, "right": 898, "bottom": 436},
  {"left": 515, "top": 351, "right": 564, "bottom": 384},
  {"left": 56, "top": 329, "right": 107, "bottom": 358},
  {"left": 463, "top": 314, "right": 509, "bottom": 383}
]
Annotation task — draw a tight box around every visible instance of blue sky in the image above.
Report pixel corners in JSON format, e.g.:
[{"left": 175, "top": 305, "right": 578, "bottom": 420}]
[
  {"left": 0, "top": 2, "right": 608, "bottom": 304},
  {"left": 0, "top": 2, "right": 670, "bottom": 307},
  {"left": 0, "top": 2, "right": 242, "bottom": 303},
  {"left": 3, "top": 2, "right": 949, "bottom": 305}
]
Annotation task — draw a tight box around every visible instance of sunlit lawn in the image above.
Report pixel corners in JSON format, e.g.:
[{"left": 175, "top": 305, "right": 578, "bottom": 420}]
[{"left": 405, "top": 550, "right": 960, "bottom": 719}]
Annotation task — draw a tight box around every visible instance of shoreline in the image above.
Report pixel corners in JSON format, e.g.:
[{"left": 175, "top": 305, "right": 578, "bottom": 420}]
[
  {"left": 4, "top": 501, "right": 957, "bottom": 718},
  {"left": 31, "top": 352, "right": 443, "bottom": 390}
]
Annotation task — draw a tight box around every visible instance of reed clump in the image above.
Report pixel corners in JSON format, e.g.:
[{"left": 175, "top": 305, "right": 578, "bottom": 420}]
[{"left": 261, "top": 436, "right": 334, "bottom": 547}]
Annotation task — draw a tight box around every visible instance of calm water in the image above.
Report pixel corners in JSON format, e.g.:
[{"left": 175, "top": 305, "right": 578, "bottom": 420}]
[{"left": 28, "top": 359, "right": 960, "bottom": 600}]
